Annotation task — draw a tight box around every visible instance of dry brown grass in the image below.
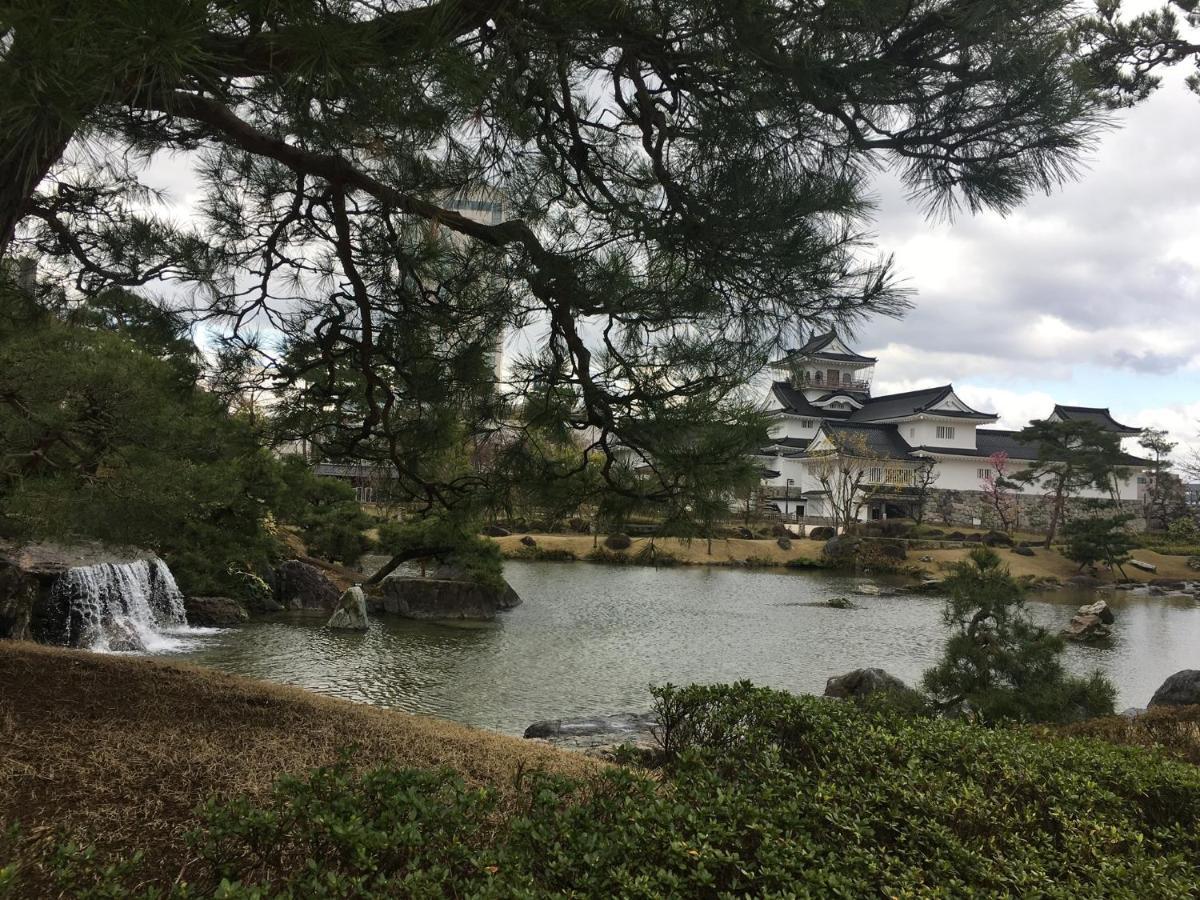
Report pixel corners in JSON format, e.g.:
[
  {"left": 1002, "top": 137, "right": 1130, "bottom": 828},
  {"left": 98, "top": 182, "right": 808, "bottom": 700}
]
[
  {"left": 493, "top": 533, "right": 1199, "bottom": 583},
  {"left": 0, "top": 643, "right": 600, "bottom": 889}
]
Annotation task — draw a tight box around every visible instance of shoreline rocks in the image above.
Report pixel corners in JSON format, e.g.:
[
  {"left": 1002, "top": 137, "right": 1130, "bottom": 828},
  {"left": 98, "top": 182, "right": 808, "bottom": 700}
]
[
  {"left": 372, "top": 574, "right": 521, "bottom": 620},
  {"left": 1149, "top": 670, "right": 1200, "bottom": 708},
  {"left": 273, "top": 560, "right": 340, "bottom": 613},
  {"left": 523, "top": 712, "right": 658, "bottom": 755},
  {"left": 184, "top": 596, "right": 249, "bottom": 627}
]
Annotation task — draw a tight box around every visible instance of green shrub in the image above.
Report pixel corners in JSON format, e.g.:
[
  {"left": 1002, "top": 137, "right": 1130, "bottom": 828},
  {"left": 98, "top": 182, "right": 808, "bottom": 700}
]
[
  {"left": 24, "top": 684, "right": 1200, "bottom": 898},
  {"left": 924, "top": 548, "right": 1116, "bottom": 723},
  {"left": 504, "top": 545, "right": 578, "bottom": 562}
]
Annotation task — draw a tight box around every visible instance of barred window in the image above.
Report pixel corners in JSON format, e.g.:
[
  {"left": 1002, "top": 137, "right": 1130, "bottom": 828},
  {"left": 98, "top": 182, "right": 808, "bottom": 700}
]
[{"left": 936, "top": 425, "right": 956, "bottom": 440}]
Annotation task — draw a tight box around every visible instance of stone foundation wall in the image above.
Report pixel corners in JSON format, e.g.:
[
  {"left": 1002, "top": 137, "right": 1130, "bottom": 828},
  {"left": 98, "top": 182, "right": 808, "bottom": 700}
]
[{"left": 921, "top": 489, "right": 1145, "bottom": 534}]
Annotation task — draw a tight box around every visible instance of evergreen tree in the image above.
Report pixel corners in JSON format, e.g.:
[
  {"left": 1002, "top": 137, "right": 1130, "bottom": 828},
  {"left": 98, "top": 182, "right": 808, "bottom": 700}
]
[
  {"left": 1014, "top": 419, "right": 1127, "bottom": 547},
  {"left": 923, "top": 548, "right": 1116, "bottom": 724},
  {"left": 1, "top": 1, "right": 1112, "bottom": 566},
  {"left": 1061, "top": 511, "right": 1136, "bottom": 577}
]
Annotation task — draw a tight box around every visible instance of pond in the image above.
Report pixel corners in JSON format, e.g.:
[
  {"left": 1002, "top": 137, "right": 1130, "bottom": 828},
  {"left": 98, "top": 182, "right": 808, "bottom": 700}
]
[{"left": 170, "top": 561, "right": 1200, "bottom": 734}]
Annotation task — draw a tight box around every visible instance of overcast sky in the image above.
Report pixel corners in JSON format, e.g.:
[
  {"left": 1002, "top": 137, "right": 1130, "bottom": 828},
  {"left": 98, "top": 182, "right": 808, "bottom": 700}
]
[{"left": 857, "top": 64, "right": 1200, "bottom": 456}]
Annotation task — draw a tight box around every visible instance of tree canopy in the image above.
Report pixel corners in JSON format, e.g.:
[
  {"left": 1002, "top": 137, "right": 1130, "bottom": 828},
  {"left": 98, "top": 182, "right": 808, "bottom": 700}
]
[{"left": 0, "top": 1, "right": 1121, "bottom": 518}]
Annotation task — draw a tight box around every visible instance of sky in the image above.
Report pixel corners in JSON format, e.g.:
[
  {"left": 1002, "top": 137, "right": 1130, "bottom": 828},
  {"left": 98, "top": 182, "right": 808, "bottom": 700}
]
[{"left": 856, "top": 65, "right": 1200, "bottom": 456}]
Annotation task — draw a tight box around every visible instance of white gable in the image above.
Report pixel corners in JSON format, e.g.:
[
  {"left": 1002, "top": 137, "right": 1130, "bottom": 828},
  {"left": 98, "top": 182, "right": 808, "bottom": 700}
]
[
  {"left": 824, "top": 336, "right": 854, "bottom": 355},
  {"left": 930, "top": 390, "right": 975, "bottom": 414}
]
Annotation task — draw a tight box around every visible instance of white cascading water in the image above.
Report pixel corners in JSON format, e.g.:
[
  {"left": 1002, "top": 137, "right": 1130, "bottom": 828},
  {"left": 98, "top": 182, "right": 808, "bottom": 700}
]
[{"left": 48, "top": 558, "right": 193, "bottom": 653}]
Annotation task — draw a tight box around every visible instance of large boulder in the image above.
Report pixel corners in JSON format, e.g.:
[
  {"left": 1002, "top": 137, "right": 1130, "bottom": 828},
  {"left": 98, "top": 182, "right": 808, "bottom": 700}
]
[
  {"left": 1011, "top": 546, "right": 1036, "bottom": 557},
  {"left": 326, "top": 586, "right": 369, "bottom": 631},
  {"left": 519, "top": 535, "right": 538, "bottom": 548},
  {"left": 776, "top": 537, "right": 792, "bottom": 551},
  {"left": 1078, "top": 599, "right": 1115, "bottom": 625},
  {"left": 1149, "top": 670, "right": 1200, "bottom": 708},
  {"left": 808, "top": 525, "right": 835, "bottom": 541},
  {"left": 273, "top": 560, "right": 340, "bottom": 612},
  {"left": 604, "top": 533, "right": 632, "bottom": 551},
  {"left": 824, "top": 668, "right": 913, "bottom": 701},
  {"left": 374, "top": 574, "right": 521, "bottom": 620},
  {"left": 184, "top": 596, "right": 249, "bottom": 627},
  {"left": 821, "top": 535, "right": 861, "bottom": 565},
  {"left": 981, "top": 530, "right": 1013, "bottom": 547},
  {"left": 481, "top": 525, "right": 511, "bottom": 538}
]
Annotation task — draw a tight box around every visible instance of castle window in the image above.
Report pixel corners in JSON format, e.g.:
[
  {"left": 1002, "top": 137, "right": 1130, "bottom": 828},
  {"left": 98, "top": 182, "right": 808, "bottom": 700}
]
[
  {"left": 814, "top": 371, "right": 823, "bottom": 384},
  {"left": 978, "top": 468, "right": 990, "bottom": 480},
  {"left": 868, "top": 467, "right": 882, "bottom": 483},
  {"left": 842, "top": 372, "right": 852, "bottom": 385},
  {"left": 936, "top": 425, "right": 956, "bottom": 440},
  {"left": 801, "top": 418, "right": 815, "bottom": 429}
]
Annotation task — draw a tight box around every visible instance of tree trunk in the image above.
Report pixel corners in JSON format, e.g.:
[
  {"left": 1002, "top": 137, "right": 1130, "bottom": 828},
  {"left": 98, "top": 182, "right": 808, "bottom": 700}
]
[{"left": 1044, "top": 485, "right": 1065, "bottom": 549}]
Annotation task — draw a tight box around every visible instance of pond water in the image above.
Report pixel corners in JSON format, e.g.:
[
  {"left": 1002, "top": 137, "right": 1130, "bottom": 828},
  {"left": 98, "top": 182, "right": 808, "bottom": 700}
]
[{"left": 170, "top": 561, "right": 1200, "bottom": 735}]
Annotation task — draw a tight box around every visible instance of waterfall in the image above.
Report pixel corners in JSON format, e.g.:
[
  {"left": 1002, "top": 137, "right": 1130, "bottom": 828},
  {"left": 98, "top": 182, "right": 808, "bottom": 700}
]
[{"left": 48, "top": 558, "right": 191, "bottom": 653}]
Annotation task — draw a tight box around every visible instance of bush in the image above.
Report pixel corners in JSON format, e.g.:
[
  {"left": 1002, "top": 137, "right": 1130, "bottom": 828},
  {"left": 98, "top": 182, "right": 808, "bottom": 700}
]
[
  {"left": 505, "top": 545, "right": 578, "bottom": 562},
  {"left": 28, "top": 684, "right": 1200, "bottom": 897}
]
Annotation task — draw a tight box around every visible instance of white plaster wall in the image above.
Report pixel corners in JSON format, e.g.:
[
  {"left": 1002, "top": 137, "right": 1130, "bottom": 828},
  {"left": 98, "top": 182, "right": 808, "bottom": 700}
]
[
  {"left": 768, "top": 415, "right": 820, "bottom": 441},
  {"left": 901, "top": 419, "right": 978, "bottom": 450},
  {"left": 928, "top": 458, "right": 1142, "bottom": 500}
]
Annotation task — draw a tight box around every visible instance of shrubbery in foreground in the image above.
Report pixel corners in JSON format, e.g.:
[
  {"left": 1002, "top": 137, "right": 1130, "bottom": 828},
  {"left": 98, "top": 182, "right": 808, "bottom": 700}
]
[{"left": 11, "top": 683, "right": 1200, "bottom": 898}]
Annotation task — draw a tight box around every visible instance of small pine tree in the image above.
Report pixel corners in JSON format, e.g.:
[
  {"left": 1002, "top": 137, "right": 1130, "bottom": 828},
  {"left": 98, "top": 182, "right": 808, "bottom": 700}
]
[
  {"left": 923, "top": 548, "right": 1115, "bottom": 724},
  {"left": 1061, "top": 512, "right": 1136, "bottom": 577}
]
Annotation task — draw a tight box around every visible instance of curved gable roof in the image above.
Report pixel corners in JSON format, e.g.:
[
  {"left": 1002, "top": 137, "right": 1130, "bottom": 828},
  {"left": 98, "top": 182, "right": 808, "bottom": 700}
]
[
  {"left": 847, "top": 385, "right": 996, "bottom": 423},
  {"left": 1050, "top": 405, "right": 1141, "bottom": 436}
]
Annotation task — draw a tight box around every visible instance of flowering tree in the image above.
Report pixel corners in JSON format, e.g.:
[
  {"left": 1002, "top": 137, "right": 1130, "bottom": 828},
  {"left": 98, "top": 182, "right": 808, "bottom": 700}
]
[{"left": 980, "top": 451, "right": 1019, "bottom": 534}]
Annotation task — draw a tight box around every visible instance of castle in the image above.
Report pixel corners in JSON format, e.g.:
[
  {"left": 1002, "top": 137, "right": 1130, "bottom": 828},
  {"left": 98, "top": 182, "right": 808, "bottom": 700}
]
[{"left": 755, "top": 333, "right": 1147, "bottom": 529}]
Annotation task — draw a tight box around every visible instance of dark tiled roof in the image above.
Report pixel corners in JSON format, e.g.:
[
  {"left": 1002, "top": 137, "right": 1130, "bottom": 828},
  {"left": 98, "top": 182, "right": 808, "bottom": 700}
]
[
  {"left": 1051, "top": 405, "right": 1141, "bottom": 436},
  {"left": 770, "top": 332, "right": 876, "bottom": 366},
  {"left": 819, "top": 422, "right": 913, "bottom": 460},
  {"left": 766, "top": 436, "right": 812, "bottom": 450},
  {"left": 916, "top": 429, "right": 1150, "bottom": 466},
  {"left": 846, "top": 385, "right": 994, "bottom": 423},
  {"left": 771, "top": 382, "right": 851, "bottom": 418}
]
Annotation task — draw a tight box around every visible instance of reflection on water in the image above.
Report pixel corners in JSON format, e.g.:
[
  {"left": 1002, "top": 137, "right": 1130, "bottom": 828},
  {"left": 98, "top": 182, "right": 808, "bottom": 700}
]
[{"left": 171, "top": 561, "right": 1200, "bottom": 734}]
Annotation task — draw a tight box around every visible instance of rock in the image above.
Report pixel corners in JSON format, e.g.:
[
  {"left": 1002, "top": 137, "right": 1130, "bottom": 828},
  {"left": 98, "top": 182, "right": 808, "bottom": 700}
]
[
  {"left": 945, "top": 531, "right": 966, "bottom": 542},
  {"left": 1120, "top": 707, "right": 1146, "bottom": 719},
  {"left": 481, "top": 525, "right": 511, "bottom": 537},
  {"left": 604, "top": 533, "right": 632, "bottom": 551},
  {"left": 941, "top": 699, "right": 977, "bottom": 722},
  {"left": 965, "top": 533, "right": 982, "bottom": 542},
  {"left": 102, "top": 617, "right": 147, "bottom": 652},
  {"left": 523, "top": 712, "right": 658, "bottom": 755},
  {"left": 326, "top": 587, "right": 369, "bottom": 631},
  {"left": 273, "top": 560, "right": 340, "bottom": 612},
  {"left": 735, "top": 527, "right": 754, "bottom": 539},
  {"left": 184, "top": 596, "right": 249, "bottom": 627},
  {"left": 1078, "top": 599, "right": 1115, "bottom": 625},
  {"left": 1066, "top": 574, "right": 1102, "bottom": 590},
  {"left": 824, "top": 668, "right": 912, "bottom": 701},
  {"left": 1129, "top": 559, "right": 1157, "bottom": 573},
  {"left": 807, "top": 526, "right": 835, "bottom": 541},
  {"left": 1150, "top": 578, "right": 1185, "bottom": 590},
  {"left": 924, "top": 529, "right": 945, "bottom": 538},
  {"left": 0, "top": 539, "right": 157, "bottom": 642},
  {"left": 826, "top": 596, "right": 857, "bottom": 609},
  {"left": 1011, "top": 546, "right": 1035, "bottom": 557},
  {"left": 1188, "top": 556, "right": 1200, "bottom": 571},
  {"left": 919, "top": 555, "right": 934, "bottom": 563},
  {"left": 772, "top": 523, "right": 793, "bottom": 537},
  {"left": 520, "top": 535, "right": 537, "bottom": 548},
  {"left": 821, "top": 535, "right": 861, "bottom": 566},
  {"left": 853, "top": 583, "right": 882, "bottom": 596},
  {"left": 1061, "top": 612, "right": 1111, "bottom": 642},
  {"left": 374, "top": 574, "right": 521, "bottom": 620},
  {"left": 776, "top": 537, "right": 792, "bottom": 550},
  {"left": 982, "top": 530, "right": 1013, "bottom": 547},
  {"left": 1149, "top": 670, "right": 1200, "bottom": 707}
]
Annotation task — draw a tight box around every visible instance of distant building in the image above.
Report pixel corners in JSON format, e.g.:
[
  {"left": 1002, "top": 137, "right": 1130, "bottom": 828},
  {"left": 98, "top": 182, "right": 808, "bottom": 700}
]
[{"left": 755, "top": 332, "right": 1147, "bottom": 528}]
